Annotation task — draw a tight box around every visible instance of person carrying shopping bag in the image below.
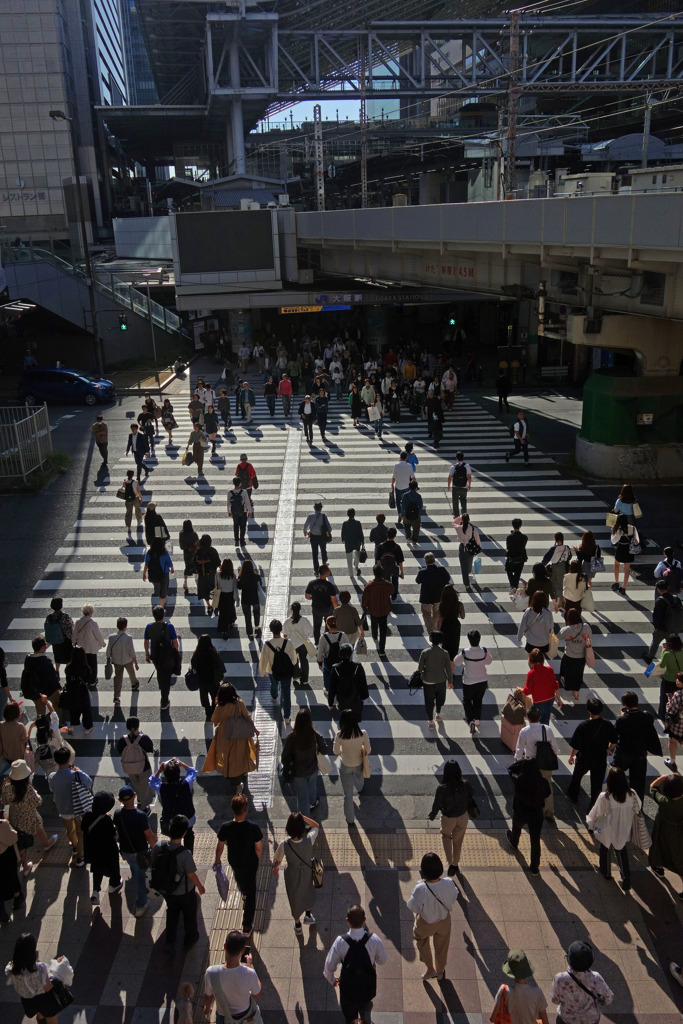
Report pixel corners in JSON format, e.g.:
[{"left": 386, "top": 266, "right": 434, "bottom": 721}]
[{"left": 586, "top": 766, "right": 641, "bottom": 892}]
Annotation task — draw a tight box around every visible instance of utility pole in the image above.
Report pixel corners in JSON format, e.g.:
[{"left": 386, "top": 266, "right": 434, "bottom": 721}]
[
  {"left": 641, "top": 93, "right": 653, "bottom": 168},
  {"left": 360, "top": 39, "right": 368, "bottom": 209},
  {"left": 313, "top": 104, "right": 325, "bottom": 211},
  {"left": 504, "top": 11, "right": 520, "bottom": 199}
]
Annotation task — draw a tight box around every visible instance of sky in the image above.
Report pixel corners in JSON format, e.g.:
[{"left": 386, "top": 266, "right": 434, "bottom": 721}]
[{"left": 254, "top": 97, "right": 401, "bottom": 130}]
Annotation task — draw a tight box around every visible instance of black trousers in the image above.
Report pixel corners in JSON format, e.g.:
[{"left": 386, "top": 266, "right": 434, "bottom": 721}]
[
  {"left": 340, "top": 994, "right": 374, "bottom": 1024},
  {"left": 462, "top": 682, "right": 487, "bottom": 723},
  {"left": 296, "top": 645, "right": 309, "bottom": 683},
  {"left": 312, "top": 605, "right": 333, "bottom": 644},
  {"left": 505, "top": 558, "right": 525, "bottom": 590},
  {"left": 157, "top": 667, "right": 172, "bottom": 704},
  {"left": 510, "top": 805, "right": 544, "bottom": 872},
  {"left": 458, "top": 546, "right": 474, "bottom": 587},
  {"left": 567, "top": 756, "right": 606, "bottom": 809},
  {"left": 165, "top": 890, "right": 198, "bottom": 947},
  {"left": 613, "top": 753, "right": 647, "bottom": 803},
  {"left": 96, "top": 441, "right": 108, "bottom": 463},
  {"left": 232, "top": 513, "right": 247, "bottom": 545},
  {"left": 233, "top": 867, "right": 258, "bottom": 931},
  {"left": 85, "top": 652, "right": 98, "bottom": 686},
  {"left": 302, "top": 417, "right": 314, "bottom": 442},
  {"left": 199, "top": 680, "right": 219, "bottom": 717},
  {"left": 310, "top": 535, "right": 327, "bottom": 573},
  {"left": 600, "top": 842, "right": 630, "bottom": 884},
  {"left": 370, "top": 614, "right": 388, "bottom": 653}
]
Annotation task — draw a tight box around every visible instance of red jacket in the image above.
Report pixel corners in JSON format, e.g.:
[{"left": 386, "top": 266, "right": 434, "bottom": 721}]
[
  {"left": 278, "top": 379, "right": 292, "bottom": 396},
  {"left": 523, "top": 664, "right": 558, "bottom": 704}
]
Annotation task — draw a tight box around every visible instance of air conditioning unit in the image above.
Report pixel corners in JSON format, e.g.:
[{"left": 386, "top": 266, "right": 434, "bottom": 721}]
[{"left": 278, "top": 194, "right": 290, "bottom": 206}]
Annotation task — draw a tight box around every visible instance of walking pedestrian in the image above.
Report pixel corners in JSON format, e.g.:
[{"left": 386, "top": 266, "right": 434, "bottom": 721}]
[
  {"left": 72, "top": 605, "right": 105, "bottom": 688},
  {"left": 178, "top": 519, "right": 199, "bottom": 592},
  {"left": 144, "top": 502, "right": 169, "bottom": 547},
  {"left": 21, "top": 637, "right": 60, "bottom": 716},
  {"left": 521, "top": 649, "right": 561, "bottom": 724},
  {"left": 299, "top": 394, "right": 316, "bottom": 444},
  {"left": 613, "top": 482, "right": 640, "bottom": 526},
  {"left": 505, "top": 519, "right": 528, "bottom": 592},
  {"left": 150, "top": 814, "right": 205, "bottom": 952},
  {"left": 142, "top": 538, "right": 174, "bottom": 608},
  {"left": 361, "top": 567, "right": 394, "bottom": 657},
  {"left": 150, "top": 759, "right": 197, "bottom": 851},
  {"left": 185, "top": 420, "right": 208, "bottom": 477},
  {"left": 647, "top": 580, "right": 676, "bottom": 663},
  {"left": 137, "top": 405, "right": 156, "bottom": 455},
  {"left": 333, "top": 711, "right": 370, "bottom": 825},
  {"left": 558, "top": 608, "right": 592, "bottom": 700},
  {"left": 62, "top": 646, "right": 94, "bottom": 734},
  {"left": 435, "top": 584, "right": 465, "bottom": 661},
  {"left": 324, "top": 904, "right": 387, "bottom": 1023},
  {"left": 259, "top": 619, "right": 298, "bottom": 727},
  {"left": 5, "top": 932, "right": 74, "bottom": 1021},
  {"left": 562, "top": 560, "right": 587, "bottom": 622},
  {"left": 317, "top": 616, "right": 349, "bottom": 694},
  {"left": 429, "top": 395, "right": 445, "bottom": 449},
  {"left": 92, "top": 414, "right": 108, "bottom": 464},
  {"left": 239, "top": 382, "right": 256, "bottom": 424},
  {"left": 333, "top": 591, "right": 364, "bottom": 648},
  {"left": 121, "top": 471, "right": 143, "bottom": 536},
  {"left": 160, "top": 399, "right": 178, "bottom": 445},
  {"left": 491, "top": 950, "right": 549, "bottom": 1024},
  {"left": 369, "top": 513, "right": 388, "bottom": 561},
  {"left": 190, "top": 635, "right": 225, "bottom": 719},
  {"left": 416, "top": 554, "right": 451, "bottom": 635},
  {"left": 214, "top": 559, "right": 238, "bottom": 636},
  {"left": 551, "top": 943, "right": 614, "bottom": 1023},
  {"left": 341, "top": 509, "right": 364, "bottom": 576},
  {"left": 566, "top": 698, "right": 617, "bottom": 810},
  {"left": 518, "top": 591, "right": 555, "bottom": 654},
  {"left": 407, "top": 851, "right": 459, "bottom": 981},
  {"left": 348, "top": 383, "right": 362, "bottom": 426},
  {"left": 586, "top": 766, "right": 639, "bottom": 891},
  {"left": 188, "top": 393, "right": 204, "bottom": 426},
  {"left": 663, "top": 672, "right": 683, "bottom": 771},
  {"left": 117, "top": 716, "right": 154, "bottom": 811},
  {"left": 272, "top": 811, "right": 320, "bottom": 934},
  {"left": 48, "top": 746, "right": 93, "bottom": 867},
  {"left": 279, "top": 373, "right": 293, "bottom": 417},
  {"left": 237, "top": 559, "right": 262, "bottom": 639},
  {"left": 418, "top": 631, "right": 453, "bottom": 731},
  {"left": 447, "top": 451, "right": 471, "bottom": 517},
  {"left": 43, "top": 597, "right": 73, "bottom": 677},
  {"left": 573, "top": 529, "right": 601, "bottom": 586},
  {"left": 648, "top": 771, "right": 683, "bottom": 897},
  {"left": 506, "top": 758, "right": 551, "bottom": 876},
  {"left": 505, "top": 410, "right": 529, "bottom": 464},
  {"left": 453, "top": 513, "right": 481, "bottom": 591},
  {"left": 1, "top": 761, "right": 57, "bottom": 874},
  {"left": 543, "top": 531, "right": 573, "bottom": 601},
  {"left": 360, "top": 378, "right": 376, "bottom": 417},
  {"left": 402, "top": 479, "right": 424, "bottom": 544},
  {"left": 314, "top": 387, "right": 329, "bottom": 441},
  {"left": 525, "top": 563, "right": 557, "bottom": 612},
  {"left": 82, "top": 791, "right": 122, "bottom": 906},
  {"left": 376, "top": 527, "right": 404, "bottom": 599},
  {"left": 303, "top": 501, "right": 331, "bottom": 574},
  {"left": 203, "top": 683, "right": 258, "bottom": 794},
  {"left": 264, "top": 376, "right": 277, "bottom": 416},
  {"left": 144, "top": 606, "right": 179, "bottom": 711},
  {"left": 113, "top": 784, "right": 156, "bottom": 916},
  {"left": 610, "top": 513, "right": 637, "bottom": 594},
  {"left": 203, "top": 930, "right": 262, "bottom": 1021},
  {"left": 126, "top": 422, "right": 149, "bottom": 482},
  {"left": 427, "top": 760, "right": 472, "bottom": 876},
  {"left": 391, "top": 451, "right": 415, "bottom": 524},
  {"left": 496, "top": 368, "right": 511, "bottom": 412},
  {"left": 204, "top": 405, "right": 219, "bottom": 455},
  {"left": 453, "top": 629, "right": 493, "bottom": 734},
  {"left": 217, "top": 388, "right": 233, "bottom": 433},
  {"left": 283, "top": 602, "right": 314, "bottom": 685},
  {"left": 0, "top": 703, "right": 28, "bottom": 773},
  {"left": 612, "top": 691, "right": 661, "bottom": 802},
  {"left": 514, "top": 704, "right": 560, "bottom": 820},
  {"left": 227, "top": 477, "right": 253, "bottom": 548},
  {"left": 328, "top": 645, "right": 368, "bottom": 721},
  {"left": 654, "top": 545, "right": 683, "bottom": 595},
  {"left": 214, "top": 794, "right": 263, "bottom": 937},
  {"left": 195, "top": 534, "right": 221, "bottom": 615},
  {"left": 281, "top": 706, "right": 326, "bottom": 813}
]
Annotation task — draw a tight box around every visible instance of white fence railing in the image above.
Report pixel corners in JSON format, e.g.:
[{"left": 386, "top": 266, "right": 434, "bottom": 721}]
[{"left": 0, "top": 405, "right": 53, "bottom": 483}]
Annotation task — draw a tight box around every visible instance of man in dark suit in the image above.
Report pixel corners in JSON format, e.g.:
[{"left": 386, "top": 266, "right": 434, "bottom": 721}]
[
  {"left": 612, "top": 690, "right": 661, "bottom": 802},
  {"left": 126, "top": 423, "right": 149, "bottom": 482}
]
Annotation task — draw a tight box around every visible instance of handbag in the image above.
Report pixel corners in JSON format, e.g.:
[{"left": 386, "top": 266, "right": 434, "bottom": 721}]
[
  {"left": 547, "top": 631, "right": 559, "bottom": 659},
  {"left": 211, "top": 586, "right": 222, "bottom": 610},
  {"left": 288, "top": 837, "right": 324, "bottom": 888},
  {"left": 48, "top": 956, "right": 74, "bottom": 986},
  {"left": 361, "top": 743, "right": 371, "bottom": 779},
  {"left": 629, "top": 530, "right": 642, "bottom": 555},
  {"left": 492, "top": 984, "right": 512, "bottom": 1024},
  {"left": 359, "top": 546, "right": 368, "bottom": 564},
  {"left": 213, "top": 863, "right": 229, "bottom": 902},
  {"left": 631, "top": 806, "right": 652, "bottom": 851},
  {"left": 605, "top": 511, "right": 618, "bottom": 527},
  {"left": 71, "top": 773, "right": 94, "bottom": 816},
  {"left": 354, "top": 634, "right": 368, "bottom": 656},
  {"left": 584, "top": 637, "right": 596, "bottom": 669},
  {"left": 534, "top": 726, "right": 559, "bottom": 771},
  {"left": 409, "top": 669, "right": 423, "bottom": 694},
  {"left": 104, "top": 660, "right": 113, "bottom": 680},
  {"left": 589, "top": 555, "right": 605, "bottom": 574},
  {"left": 116, "top": 485, "right": 128, "bottom": 501},
  {"left": 510, "top": 589, "right": 528, "bottom": 611},
  {"left": 317, "top": 751, "right": 332, "bottom": 775},
  {"left": 388, "top": 488, "right": 396, "bottom": 509},
  {"left": 501, "top": 692, "right": 527, "bottom": 725},
  {"left": 464, "top": 534, "right": 482, "bottom": 556},
  {"left": 581, "top": 588, "right": 595, "bottom": 613},
  {"left": 633, "top": 501, "right": 642, "bottom": 519},
  {"left": 184, "top": 668, "right": 200, "bottom": 691}
]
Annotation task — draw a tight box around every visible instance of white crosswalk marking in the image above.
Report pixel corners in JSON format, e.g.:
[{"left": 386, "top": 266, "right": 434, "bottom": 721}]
[{"left": 1, "top": 391, "right": 664, "bottom": 821}]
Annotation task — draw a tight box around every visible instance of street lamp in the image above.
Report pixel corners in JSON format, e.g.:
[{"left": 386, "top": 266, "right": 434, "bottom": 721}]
[{"left": 49, "top": 109, "right": 104, "bottom": 375}]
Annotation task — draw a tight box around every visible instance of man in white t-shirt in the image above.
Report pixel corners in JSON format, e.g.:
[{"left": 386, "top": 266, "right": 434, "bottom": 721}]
[
  {"left": 204, "top": 929, "right": 262, "bottom": 1023},
  {"left": 506, "top": 410, "right": 530, "bottom": 465},
  {"left": 324, "top": 903, "right": 387, "bottom": 1024},
  {"left": 391, "top": 452, "right": 416, "bottom": 523},
  {"left": 514, "top": 704, "right": 560, "bottom": 820}
]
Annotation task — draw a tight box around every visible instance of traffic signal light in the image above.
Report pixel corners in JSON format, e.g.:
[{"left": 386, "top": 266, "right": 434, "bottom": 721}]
[
  {"left": 119, "top": 314, "right": 128, "bottom": 331},
  {"left": 449, "top": 317, "right": 456, "bottom": 325}
]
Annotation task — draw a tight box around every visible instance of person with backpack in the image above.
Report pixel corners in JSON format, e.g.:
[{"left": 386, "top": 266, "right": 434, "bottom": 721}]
[
  {"left": 317, "top": 616, "right": 349, "bottom": 695},
  {"left": 402, "top": 479, "right": 424, "bottom": 544},
  {"left": 203, "top": 683, "right": 258, "bottom": 793},
  {"left": 272, "top": 810, "right": 320, "bottom": 934},
  {"left": 149, "top": 813, "right": 203, "bottom": 953},
  {"left": 447, "top": 451, "right": 472, "bottom": 518},
  {"left": 113, "top": 785, "right": 157, "bottom": 916},
  {"left": 227, "top": 477, "right": 253, "bottom": 548},
  {"left": 407, "top": 851, "right": 459, "bottom": 981},
  {"left": 506, "top": 758, "right": 551, "bottom": 877},
  {"left": 328, "top": 644, "right": 368, "bottom": 722},
  {"left": 21, "top": 637, "right": 60, "bottom": 716},
  {"left": 190, "top": 634, "right": 225, "bottom": 719},
  {"left": 214, "top": 794, "right": 263, "bottom": 938},
  {"left": 143, "top": 539, "right": 174, "bottom": 609},
  {"left": 324, "top": 903, "right": 387, "bottom": 1023},
  {"left": 514, "top": 705, "right": 561, "bottom": 820},
  {"left": 258, "top": 620, "right": 298, "bottom": 727},
  {"left": 280, "top": 707, "right": 327, "bottom": 815},
  {"left": 81, "top": 791, "right": 122, "bottom": 907},
  {"left": 26, "top": 699, "right": 71, "bottom": 777},
  {"left": 418, "top": 631, "right": 453, "bottom": 732},
  {"left": 72, "top": 605, "right": 105, "bottom": 689},
  {"left": 116, "top": 717, "right": 154, "bottom": 812},
  {"left": 144, "top": 503, "right": 170, "bottom": 547},
  {"left": 150, "top": 760, "right": 197, "bottom": 852},
  {"left": 341, "top": 509, "right": 364, "bottom": 577},
  {"left": 105, "top": 617, "right": 139, "bottom": 705},
  {"left": 235, "top": 454, "right": 258, "bottom": 503},
  {"left": 654, "top": 545, "right": 683, "bottom": 596},
  {"left": 203, "top": 930, "right": 262, "bottom": 1023},
  {"left": 566, "top": 698, "right": 617, "bottom": 810},
  {"left": 121, "top": 470, "right": 143, "bottom": 537},
  {"left": 43, "top": 597, "right": 73, "bottom": 677},
  {"left": 453, "top": 630, "right": 493, "bottom": 736},
  {"left": 144, "top": 606, "right": 179, "bottom": 711},
  {"left": 376, "top": 527, "right": 404, "bottom": 600}
]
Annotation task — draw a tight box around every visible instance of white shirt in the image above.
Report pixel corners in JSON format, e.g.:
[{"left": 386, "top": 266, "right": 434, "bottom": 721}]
[
  {"left": 514, "top": 418, "right": 528, "bottom": 439},
  {"left": 452, "top": 645, "right": 492, "bottom": 685},
  {"left": 515, "top": 722, "right": 560, "bottom": 762},
  {"left": 204, "top": 964, "right": 261, "bottom": 1015},
  {"left": 449, "top": 461, "right": 471, "bottom": 483},
  {"left": 73, "top": 616, "right": 105, "bottom": 654},
  {"left": 283, "top": 616, "right": 314, "bottom": 648},
  {"left": 392, "top": 460, "right": 415, "bottom": 490},
  {"left": 407, "top": 877, "right": 459, "bottom": 923},
  {"left": 323, "top": 928, "right": 387, "bottom": 985}
]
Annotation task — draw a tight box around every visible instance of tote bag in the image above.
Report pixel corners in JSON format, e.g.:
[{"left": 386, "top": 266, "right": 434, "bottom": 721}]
[{"left": 581, "top": 588, "right": 595, "bottom": 613}]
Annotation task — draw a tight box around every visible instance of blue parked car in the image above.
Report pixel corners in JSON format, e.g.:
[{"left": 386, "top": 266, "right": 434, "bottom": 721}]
[{"left": 19, "top": 367, "right": 115, "bottom": 406}]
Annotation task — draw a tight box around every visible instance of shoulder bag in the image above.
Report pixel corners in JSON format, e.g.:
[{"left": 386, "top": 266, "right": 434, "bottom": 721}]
[
  {"left": 288, "top": 837, "right": 324, "bottom": 888},
  {"left": 208, "top": 969, "right": 261, "bottom": 1024},
  {"left": 534, "top": 726, "right": 559, "bottom": 772},
  {"left": 630, "top": 796, "right": 652, "bottom": 852},
  {"left": 223, "top": 715, "right": 256, "bottom": 741},
  {"left": 581, "top": 588, "right": 595, "bottom": 613},
  {"left": 568, "top": 970, "right": 609, "bottom": 1008},
  {"left": 547, "top": 630, "right": 559, "bottom": 660},
  {"left": 584, "top": 634, "right": 596, "bottom": 669},
  {"left": 71, "top": 773, "right": 94, "bottom": 816},
  {"left": 492, "top": 984, "right": 512, "bottom": 1024}
]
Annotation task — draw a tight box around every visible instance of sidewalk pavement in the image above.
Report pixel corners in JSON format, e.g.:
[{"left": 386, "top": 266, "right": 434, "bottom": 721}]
[{"left": 2, "top": 826, "right": 681, "bottom": 1024}]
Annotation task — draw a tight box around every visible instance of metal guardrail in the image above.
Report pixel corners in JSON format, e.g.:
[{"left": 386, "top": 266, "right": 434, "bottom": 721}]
[{"left": 0, "top": 405, "right": 53, "bottom": 483}]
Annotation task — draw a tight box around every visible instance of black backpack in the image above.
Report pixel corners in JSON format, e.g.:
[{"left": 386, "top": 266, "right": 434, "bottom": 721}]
[
  {"left": 323, "top": 632, "right": 341, "bottom": 668},
  {"left": 154, "top": 623, "right": 181, "bottom": 674},
  {"left": 229, "top": 490, "right": 245, "bottom": 516},
  {"left": 20, "top": 661, "right": 41, "bottom": 701},
  {"left": 452, "top": 462, "right": 467, "bottom": 486},
  {"left": 664, "top": 596, "right": 683, "bottom": 634},
  {"left": 403, "top": 496, "right": 421, "bottom": 521},
  {"left": 149, "top": 843, "right": 185, "bottom": 897},
  {"left": 339, "top": 932, "right": 377, "bottom": 1002},
  {"left": 267, "top": 639, "right": 293, "bottom": 679},
  {"left": 147, "top": 554, "right": 164, "bottom": 583},
  {"left": 236, "top": 465, "right": 250, "bottom": 488}
]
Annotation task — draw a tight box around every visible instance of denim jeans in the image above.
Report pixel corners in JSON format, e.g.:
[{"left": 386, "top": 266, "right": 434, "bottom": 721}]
[
  {"left": 266, "top": 394, "right": 275, "bottom": 416},
  {"left": 270, "top": 675, "right": 291, "bottom": 720},
  {"left": 293, "top": 773, "right": 318, "bottom": 814},
  {"left": 395, "top": 487, "right": 408, "bottom": 516},
  {"left": 340, "top": 763, "right": 364, "bottom": 823},
  {"left": 537, "top": 699, "right": 553, "bottom": 725},
  {"left": 122, "top": 851, "right": 148, "bottom": 907}
]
